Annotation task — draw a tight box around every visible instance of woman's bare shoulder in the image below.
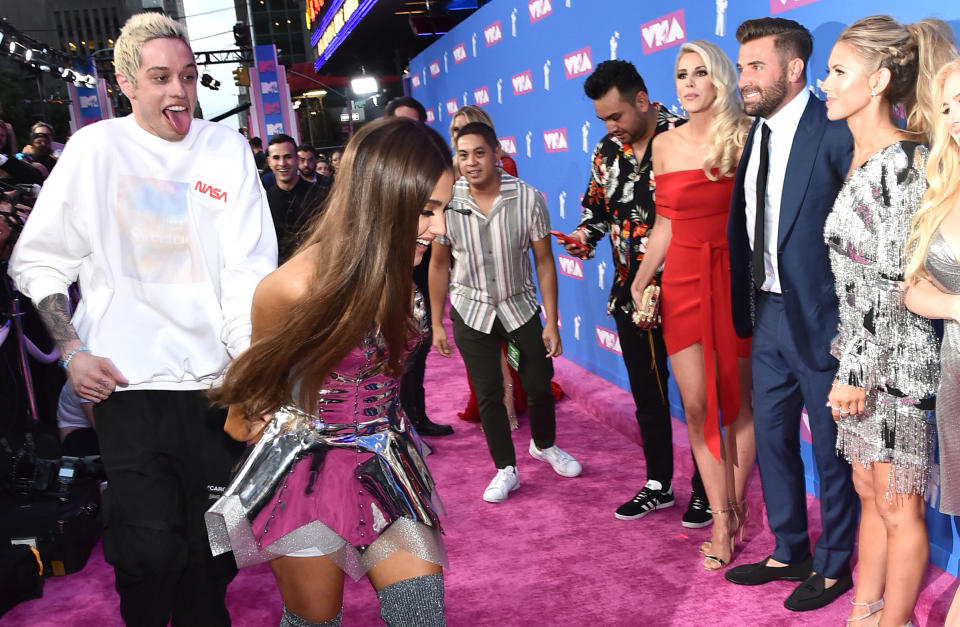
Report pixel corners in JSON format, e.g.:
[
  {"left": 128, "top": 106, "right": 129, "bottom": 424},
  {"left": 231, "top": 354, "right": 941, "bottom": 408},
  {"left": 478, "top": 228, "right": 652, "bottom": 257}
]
[{"left": 253, "top": 245, "right": 318, "bottom": 315}]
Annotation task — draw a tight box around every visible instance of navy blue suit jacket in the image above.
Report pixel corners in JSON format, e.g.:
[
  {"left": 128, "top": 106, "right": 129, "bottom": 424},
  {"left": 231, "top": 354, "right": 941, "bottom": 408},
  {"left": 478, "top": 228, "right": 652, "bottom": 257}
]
[{"left": 728, "top": 95, "right": 853, "bottom": 372}]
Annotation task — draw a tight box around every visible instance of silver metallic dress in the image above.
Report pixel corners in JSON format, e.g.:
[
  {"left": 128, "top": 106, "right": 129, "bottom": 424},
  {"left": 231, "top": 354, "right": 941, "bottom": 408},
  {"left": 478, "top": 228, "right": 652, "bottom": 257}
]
[
  {"left": 205, "top": 293, "right": 447, "bottom": 580},
  {"left": 925, "top": 230, "right": 960, "bottom": 514},
  {"left": 823, "top": 141, "right": 939, "bottom": 496}
]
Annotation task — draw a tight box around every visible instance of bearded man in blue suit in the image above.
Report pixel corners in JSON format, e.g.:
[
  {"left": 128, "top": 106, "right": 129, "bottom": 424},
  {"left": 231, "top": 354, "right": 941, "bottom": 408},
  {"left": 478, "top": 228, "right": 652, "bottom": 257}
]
[{"left": 724, "top": 17, "right": 857, "bottom": 613}]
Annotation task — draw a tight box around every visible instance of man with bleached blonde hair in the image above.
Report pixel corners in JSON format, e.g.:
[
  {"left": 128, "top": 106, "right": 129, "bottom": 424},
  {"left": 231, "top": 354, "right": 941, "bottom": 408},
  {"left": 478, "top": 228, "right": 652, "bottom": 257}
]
[{"left": 8, "top": 12, "right": 276, "bottom": 624}]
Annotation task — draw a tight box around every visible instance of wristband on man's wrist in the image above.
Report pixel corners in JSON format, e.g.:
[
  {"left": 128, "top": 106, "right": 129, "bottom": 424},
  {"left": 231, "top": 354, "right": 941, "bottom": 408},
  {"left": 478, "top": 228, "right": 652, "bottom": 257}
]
[{"left": 59, "top": 346, "right": 90, "bottom": 369}]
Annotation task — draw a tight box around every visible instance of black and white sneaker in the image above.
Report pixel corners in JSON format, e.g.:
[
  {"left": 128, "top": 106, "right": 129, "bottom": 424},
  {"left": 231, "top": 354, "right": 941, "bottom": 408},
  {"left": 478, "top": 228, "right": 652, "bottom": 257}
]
[
  {"left": 681, "top": 492, "right": 713, "bottom": 528},
  {"left": 614, "top": 480, "right": 674, "bottom": 520}
]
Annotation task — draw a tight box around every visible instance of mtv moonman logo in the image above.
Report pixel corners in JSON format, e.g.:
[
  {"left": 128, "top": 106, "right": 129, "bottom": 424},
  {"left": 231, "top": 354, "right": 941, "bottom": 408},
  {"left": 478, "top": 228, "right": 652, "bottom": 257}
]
[
  {"left": 770, "top": 0, "right": 821, "bottom": 14},
  {"left": 484, "top": 20, "right": 503, "bottom": 47},
  {"left": 563, "top": 46, "right": 593, "bottom": 80},
  {"left": 446, "top": 99, "right": 458, "bottom": 115},
  {"left": 528, "top": 0, "right": 552, "bottom": 23},
  {"left": 425, "top": 109, "right": 435, "bottom": 123},
  {"left": 412, "top": 73, "right": 421, "bottom": 89},
  {"left": 596, "top": 326, "right": 622, "bottom": 355},
  {"left": 266, "top": 122, "right": 284, "bottom": 136},
  {"left": 473, "top": 86, "right": 491, "bottom": 106},
  {"left": 429, "top": 60, "right": 441, "bottom": 77},
  {"left": 557, "top": 254, "right": 584, "bottom": 280},
  {"left": 543, "top": 128, "right": 569, "bottom": 153},
  {"left": 610, "top": 31, "right": 620, "bottom": 60},
  {"left": 453, "top": 43, "right": 467, "bottom": 64},
  {"left": 574, "top": 315, "right": 582, "bottom": 341},
  {"left": 261, "top": 81, "right": 278, "bottom": 95},
  {"left": 641, "top": 9, "right": 686, "bottom": 55},
  {"left": 79, "top": 95, "right": 99, "bottom": 108},
  {"left": 499, "top": 136, "right": 517, "bottom": 155},
  {"left": 512, "top": 70, "right": 534, "bottom": 96}
]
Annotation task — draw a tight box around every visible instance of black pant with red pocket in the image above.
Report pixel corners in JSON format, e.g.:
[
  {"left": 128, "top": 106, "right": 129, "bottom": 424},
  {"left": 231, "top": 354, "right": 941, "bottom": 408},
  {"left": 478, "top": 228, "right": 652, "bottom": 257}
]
[{"left": 94, "top": 389, "right": 244, "bottom": 627}]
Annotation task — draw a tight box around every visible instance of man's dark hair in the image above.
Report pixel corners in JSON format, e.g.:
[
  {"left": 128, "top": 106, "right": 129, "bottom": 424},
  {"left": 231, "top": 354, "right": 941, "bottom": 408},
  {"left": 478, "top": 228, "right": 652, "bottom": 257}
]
[
  {"left": 736, "top": 17, "right": 813, "bottom": 78},
  {"left": 249, "top": 136, "right": 263, "bottom": 149},
  {"left": 384, "top": 96, "right": 427, "bottom": 122},
  {"left": 583, "top": 60, "right": 647, "bottom": 102},
  {"left": 317, "top": 155, "right": 330, "bottom": 164},
  {"left": 297, "top": 144, "right": 316, "bottom": 157},
  {"left": 268, "top": 133, "right": 297, "bottom": 151},
  {"left": 455, "top": 122, "right": 499, "bottom": 152}
]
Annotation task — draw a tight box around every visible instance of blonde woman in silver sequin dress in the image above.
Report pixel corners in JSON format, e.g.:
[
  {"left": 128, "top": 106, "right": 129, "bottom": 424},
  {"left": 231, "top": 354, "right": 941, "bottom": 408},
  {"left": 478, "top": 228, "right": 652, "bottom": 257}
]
[
  {"left": 205, "top": 118, "right": 454, "bottom": 627},
  {"left": 821, "top": 16, "right": 957, "bottom": 627},
  {"left": 904, "top": 57, "right": 960, "bottom": 627}
]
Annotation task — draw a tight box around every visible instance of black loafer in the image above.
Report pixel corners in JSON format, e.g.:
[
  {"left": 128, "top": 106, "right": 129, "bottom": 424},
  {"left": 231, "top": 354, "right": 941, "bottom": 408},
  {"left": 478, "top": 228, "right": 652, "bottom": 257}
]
[
  {"left": 725, "top": 555, "right": 813, "bottom": 585},
  {"left": 784, "top": 570, "right": 853, "bottom": 612}
]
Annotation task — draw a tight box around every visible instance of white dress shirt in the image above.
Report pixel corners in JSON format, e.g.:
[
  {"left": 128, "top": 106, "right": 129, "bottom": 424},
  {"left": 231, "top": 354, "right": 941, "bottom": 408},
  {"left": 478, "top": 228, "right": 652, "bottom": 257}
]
[{"left": 744, "top": 88, "right": 809, "bottom": 293}]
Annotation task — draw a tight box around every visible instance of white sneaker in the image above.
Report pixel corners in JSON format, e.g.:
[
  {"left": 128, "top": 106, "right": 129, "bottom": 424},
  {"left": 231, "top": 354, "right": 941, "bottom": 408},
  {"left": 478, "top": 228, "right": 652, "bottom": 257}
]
[
  {"left": 483, "top": 466, "right": 520, "bottom": 503},
  {"left": 529, "top": 440, "right": 582, "bottom": 477}
]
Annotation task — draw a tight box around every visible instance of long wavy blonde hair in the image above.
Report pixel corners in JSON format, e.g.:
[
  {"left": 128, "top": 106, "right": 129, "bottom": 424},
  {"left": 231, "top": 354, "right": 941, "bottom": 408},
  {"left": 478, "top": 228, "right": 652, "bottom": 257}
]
[
  {"left": 676, "top": 40, "right": 751, "bottom": 180},
  {"left": 905, "top": 58, "right": 960, "bottom": 283}
]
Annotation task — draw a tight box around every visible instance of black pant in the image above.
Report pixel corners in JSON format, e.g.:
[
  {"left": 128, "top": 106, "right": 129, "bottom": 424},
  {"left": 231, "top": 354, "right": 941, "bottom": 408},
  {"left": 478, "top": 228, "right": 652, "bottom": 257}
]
[
  {"left": 94, "top": 390, "right": 244, "bottom": 627},
  {"left": 613, "top": 309, "right": 704, "bottom": 495},
  {"left": 400, "top": 256, "right": 432, "bottom": 422},
  {"left": 452, "top": 308, "right": 555, "bottom": 468}
]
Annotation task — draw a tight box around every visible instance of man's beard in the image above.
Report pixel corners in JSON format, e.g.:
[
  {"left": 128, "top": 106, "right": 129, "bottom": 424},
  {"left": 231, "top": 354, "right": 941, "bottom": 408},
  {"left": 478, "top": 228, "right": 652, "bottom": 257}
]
[{"left": 742, "top": 71, "right": 789, "bottom": 119}]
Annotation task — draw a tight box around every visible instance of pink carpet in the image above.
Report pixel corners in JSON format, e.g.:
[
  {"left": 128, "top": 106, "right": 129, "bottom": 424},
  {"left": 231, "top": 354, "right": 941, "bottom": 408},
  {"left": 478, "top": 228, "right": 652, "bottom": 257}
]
[{"left": 5, "top": 322, "right": 957, "bottom": 625}]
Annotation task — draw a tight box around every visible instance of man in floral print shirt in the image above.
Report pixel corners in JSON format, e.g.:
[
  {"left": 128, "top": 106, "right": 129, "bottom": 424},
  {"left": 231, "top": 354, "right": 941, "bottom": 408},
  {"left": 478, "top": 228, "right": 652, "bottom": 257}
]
[{"left": 565, "top": 60, "right": 707, "bottom": 526}]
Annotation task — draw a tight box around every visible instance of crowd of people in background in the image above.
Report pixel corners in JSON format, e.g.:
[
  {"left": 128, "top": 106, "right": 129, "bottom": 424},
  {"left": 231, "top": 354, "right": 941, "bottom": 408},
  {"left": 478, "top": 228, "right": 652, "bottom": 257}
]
[{"left": 5, "top": 7, "right": 960, "bottom": 627}]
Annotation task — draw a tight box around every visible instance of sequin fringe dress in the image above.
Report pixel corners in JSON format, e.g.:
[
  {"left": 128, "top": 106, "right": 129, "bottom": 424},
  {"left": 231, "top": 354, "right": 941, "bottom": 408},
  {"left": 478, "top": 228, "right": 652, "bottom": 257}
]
[
  {"left": 823, "top": 141, "right": 939, "bottom": 496},
  {"left": 205, "top": 296, "right": 447, "bottom": 580}
]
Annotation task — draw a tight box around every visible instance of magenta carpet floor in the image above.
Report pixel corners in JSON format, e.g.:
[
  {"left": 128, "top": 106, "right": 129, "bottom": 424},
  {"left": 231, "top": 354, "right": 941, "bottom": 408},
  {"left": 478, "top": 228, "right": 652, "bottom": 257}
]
[{"left": 5, "top": 324, "right": 958, "bottom": 625}]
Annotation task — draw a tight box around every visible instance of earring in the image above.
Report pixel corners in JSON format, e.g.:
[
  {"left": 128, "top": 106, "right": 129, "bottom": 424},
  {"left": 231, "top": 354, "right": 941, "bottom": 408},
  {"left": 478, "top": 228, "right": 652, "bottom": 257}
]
[{"left": 870, "top": 90, "right": 877, "bottom": 97}]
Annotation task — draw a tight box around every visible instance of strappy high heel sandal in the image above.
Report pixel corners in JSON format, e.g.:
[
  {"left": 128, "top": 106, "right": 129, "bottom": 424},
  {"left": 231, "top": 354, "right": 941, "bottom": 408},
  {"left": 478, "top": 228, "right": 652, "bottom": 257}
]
[
  {"left": 701, "top": 499, "right": 747, "bottom": 554},
  {"left": 703, "top": 506, "right": 737, "bottom": 571},
  {"left": 846, "top": 598, "right": 883, "bottom": 624}
]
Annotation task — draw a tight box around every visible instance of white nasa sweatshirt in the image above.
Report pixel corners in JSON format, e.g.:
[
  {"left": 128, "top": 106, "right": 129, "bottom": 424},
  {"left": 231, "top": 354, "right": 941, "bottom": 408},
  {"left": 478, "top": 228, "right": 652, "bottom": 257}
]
[{"left": 9, "top": 114, "right": 278, "bottom": 390}]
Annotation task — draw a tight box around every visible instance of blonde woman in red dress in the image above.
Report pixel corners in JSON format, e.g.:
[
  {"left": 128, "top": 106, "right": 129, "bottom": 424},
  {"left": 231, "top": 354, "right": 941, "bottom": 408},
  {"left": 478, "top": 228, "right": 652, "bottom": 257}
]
[{"left": 630, "top": 40, "right": 754, "bottom": 570}]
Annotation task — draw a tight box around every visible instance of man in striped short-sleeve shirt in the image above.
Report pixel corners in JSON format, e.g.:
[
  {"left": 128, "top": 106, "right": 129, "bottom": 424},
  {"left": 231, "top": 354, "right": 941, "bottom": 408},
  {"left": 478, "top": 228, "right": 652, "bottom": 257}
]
[{"left": 429, "top": 121, "right": 582, "bottom": 503}]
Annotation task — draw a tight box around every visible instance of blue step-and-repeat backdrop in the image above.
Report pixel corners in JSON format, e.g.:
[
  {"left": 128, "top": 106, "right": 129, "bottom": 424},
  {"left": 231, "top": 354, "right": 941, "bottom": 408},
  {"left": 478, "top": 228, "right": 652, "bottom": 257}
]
[{"left": 409, "top": 0, "right": 960, "bottom": 574}]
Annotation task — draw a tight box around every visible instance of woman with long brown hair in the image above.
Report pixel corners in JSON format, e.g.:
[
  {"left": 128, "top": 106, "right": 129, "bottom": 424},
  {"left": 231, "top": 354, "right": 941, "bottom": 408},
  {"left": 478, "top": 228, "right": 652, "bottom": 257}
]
[{"left": 205, "top": 117, "right": 454, "bottom": 626}]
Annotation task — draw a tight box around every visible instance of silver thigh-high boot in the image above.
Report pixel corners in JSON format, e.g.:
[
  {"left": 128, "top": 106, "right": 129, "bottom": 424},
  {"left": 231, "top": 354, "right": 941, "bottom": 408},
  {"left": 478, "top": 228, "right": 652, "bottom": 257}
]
[
  {"left": 376, "top": 573, "right": 445, "bottom": 627},
  {"left": 278, "top": 606, "right": 342, "bottom": 627}
]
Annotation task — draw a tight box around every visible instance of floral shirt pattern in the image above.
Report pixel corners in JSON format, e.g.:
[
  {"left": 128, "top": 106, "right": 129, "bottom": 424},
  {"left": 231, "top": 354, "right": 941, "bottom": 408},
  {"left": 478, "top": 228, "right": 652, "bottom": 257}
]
[{"left": 578, "top": 103, "right": 684, "bottom": 315}]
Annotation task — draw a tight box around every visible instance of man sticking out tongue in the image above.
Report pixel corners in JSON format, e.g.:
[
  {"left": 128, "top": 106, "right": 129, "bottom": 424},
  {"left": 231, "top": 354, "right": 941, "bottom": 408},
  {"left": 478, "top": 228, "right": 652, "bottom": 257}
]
[{"left": 116, "top": 34, "right": 197, "bottom": 141}]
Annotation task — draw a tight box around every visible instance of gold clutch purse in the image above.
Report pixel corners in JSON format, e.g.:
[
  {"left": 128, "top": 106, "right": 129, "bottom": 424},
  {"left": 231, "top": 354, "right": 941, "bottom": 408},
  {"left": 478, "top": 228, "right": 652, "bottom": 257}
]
[{"left": 631, "top": 283, "right": 661, "bottom": 328}]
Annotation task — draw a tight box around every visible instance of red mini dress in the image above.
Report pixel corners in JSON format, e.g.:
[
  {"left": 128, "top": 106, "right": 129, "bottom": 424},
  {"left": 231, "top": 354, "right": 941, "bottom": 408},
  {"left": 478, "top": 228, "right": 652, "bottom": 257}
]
[{"left": 656, "top": 169, "right": 751, "bottom": 461}]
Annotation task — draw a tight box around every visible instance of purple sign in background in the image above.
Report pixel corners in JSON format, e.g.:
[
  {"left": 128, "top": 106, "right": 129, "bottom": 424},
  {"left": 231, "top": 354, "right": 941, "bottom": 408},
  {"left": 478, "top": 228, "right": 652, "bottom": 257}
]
[
  {"left": 255, "top": 44, "right": 285, "bottom": 139},
  {"left": 67, "top": 58, "right": 112, "bottom": 131}
]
